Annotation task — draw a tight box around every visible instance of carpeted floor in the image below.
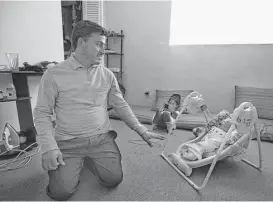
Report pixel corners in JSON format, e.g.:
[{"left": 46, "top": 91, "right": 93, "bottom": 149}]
[{"left": 0, "top": 119, "right": 273, "bottom": 201}]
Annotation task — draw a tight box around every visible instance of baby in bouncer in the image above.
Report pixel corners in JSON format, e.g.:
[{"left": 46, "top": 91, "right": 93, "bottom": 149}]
[
  {"left": 192, "top": 110, "right": 231, "bottom": 138},
  {"left": 179, "top": 102, "right": 257, "bottom": 161},
  {"left": 152, "top": 94, "right": 181, "bottom": 134}
]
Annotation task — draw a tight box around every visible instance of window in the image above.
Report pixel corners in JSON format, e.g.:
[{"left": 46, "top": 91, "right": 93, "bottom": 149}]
[
  {"left": 169, "top": 0, "right": 273, "bottom": 45},
  {"left": 82, "top": 0, "right": 104, "bottom": 26}
]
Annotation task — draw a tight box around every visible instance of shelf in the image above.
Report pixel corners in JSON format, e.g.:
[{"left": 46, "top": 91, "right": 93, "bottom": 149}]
[
  {"left": 0, "top": 97, "right": 32, "bottom": 102},
  {"left": 0, "top": 68, "right": 38, "bottom": 143},
  {"left": 105, "top": 30, "right": 124, "bottom": 85},
  {"left": 105, "top": 52, "right": 123, "bottom": 56},
  {"left": 0, "top": 70, "right": 44, "bottom": 76},
  {"left": 108, "top": 34, "right": 124, "bottom": 37},
  {"left": 108, "top": 68, "right": 121, "bottom": 73},
  {"left": 104, "top": 49, "right": 124, "bottom": 55},
  {"left": 104, "top": 49, "right": 116, "bottom": 53}
]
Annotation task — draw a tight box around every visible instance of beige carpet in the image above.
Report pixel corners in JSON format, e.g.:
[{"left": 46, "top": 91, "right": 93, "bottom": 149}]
[{"left": 0, "top": 119, "right": 273, "bottom": 201}]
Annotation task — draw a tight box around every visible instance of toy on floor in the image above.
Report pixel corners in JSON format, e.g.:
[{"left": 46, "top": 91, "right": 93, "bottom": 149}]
[{"left": 160, "top": 94, "right": 262, "bottom": 191}]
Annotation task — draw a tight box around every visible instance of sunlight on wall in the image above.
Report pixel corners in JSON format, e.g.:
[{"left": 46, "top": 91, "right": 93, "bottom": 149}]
[{"left": 169, "top": 0, "right": 273, "bottom": 45}]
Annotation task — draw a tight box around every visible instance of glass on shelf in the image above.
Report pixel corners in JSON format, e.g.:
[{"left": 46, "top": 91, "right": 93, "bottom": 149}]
[{"left": 5, "top": 53, "right": 19, "bottom": 70}]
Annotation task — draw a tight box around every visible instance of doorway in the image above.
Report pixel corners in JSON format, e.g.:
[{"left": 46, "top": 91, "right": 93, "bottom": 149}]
[{"left": 61, "top": 1, "right": 83, "bottom": 59}]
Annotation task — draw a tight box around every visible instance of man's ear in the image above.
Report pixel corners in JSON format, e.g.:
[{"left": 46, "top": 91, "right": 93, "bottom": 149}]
[{"left": 77, "top": 37, "right": 85, "bottom": 48}]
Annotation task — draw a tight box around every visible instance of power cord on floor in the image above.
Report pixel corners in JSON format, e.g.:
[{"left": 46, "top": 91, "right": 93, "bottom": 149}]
[
  {"left": 128, "top": 139, "right": 163, "bottom": 147},
  {"left": 0, "top": 142, "right": 41, "bottom": 173},
  {"left": 128, "top": 127, "right": 173, "bottom": 147}
]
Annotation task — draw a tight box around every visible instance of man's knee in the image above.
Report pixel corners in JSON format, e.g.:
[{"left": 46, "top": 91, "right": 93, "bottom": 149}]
[
  {"left": 99, "top": 169, "right": 123, "bottom": 188},
  {"left": 47, "top": 166, "right": 81, "bottom": 201},
  {"left": 47, "top": 179, "right": 80, "bottom": 201},
  {"left": 46, "top": 183, "right": 75, "bottom": 201}
]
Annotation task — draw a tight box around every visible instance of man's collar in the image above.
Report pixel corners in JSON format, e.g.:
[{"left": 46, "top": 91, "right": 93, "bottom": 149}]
[
  {"left": 68, "top": 52, "right": 101, "bottom": 70},
  {"left": 68, "top": 52, "right": 84, "bottom": 70}
]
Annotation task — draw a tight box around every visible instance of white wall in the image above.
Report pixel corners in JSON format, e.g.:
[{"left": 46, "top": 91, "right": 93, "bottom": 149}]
[
  {"left": 170, "top": 0, "right": 273, "bottom": 45},
  {"left": 0, "top": 1, "right": 64, "bottom": 132},
  {"left": 104, "top": 1, "right": 273, "bottom": 113}
]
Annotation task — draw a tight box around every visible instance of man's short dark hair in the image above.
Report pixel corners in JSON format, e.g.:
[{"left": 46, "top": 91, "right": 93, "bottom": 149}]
[{"left": 71, "top": 20, "right": 108, "bottom": 50}]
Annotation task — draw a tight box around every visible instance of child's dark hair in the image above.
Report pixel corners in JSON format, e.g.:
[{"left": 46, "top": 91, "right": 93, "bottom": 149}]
[{"left": 168, "top": 94, "right": 181, "bottom": 106}]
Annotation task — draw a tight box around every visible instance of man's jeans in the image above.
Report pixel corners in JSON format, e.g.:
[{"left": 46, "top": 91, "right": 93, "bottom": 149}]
[{"left": 46, "top": 130, "right": 123, "bottom": 201}]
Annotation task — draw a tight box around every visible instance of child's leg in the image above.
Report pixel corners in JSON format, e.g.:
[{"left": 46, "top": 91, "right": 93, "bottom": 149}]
[
  {"left": 162, "top": 111, "right": 175, "bottom": 134},
  {"left": 162, "top": 111, "right": 172, "bottom": 122},
  {"left": 152, "top": 110, "right": 166, "bottom": 130},
  {"left": 152, "top": 110, "right": 160, "bottom": 130}
]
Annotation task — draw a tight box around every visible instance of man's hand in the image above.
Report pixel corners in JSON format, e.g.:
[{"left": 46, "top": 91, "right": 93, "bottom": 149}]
[
  {"left": 42, "top": 149, "right": 66, "bottom": 171},
  {"left": 140, "top": 130, "right": 166, "bottom": 147}
]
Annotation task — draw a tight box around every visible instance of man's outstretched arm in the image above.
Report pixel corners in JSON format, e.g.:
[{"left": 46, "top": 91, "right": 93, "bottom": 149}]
[
  {"left": 108, "top": 74, "right": 148, "bottom": 136},
  {"left": 33, "top": 70, "right": 59, "bottom": 155}
]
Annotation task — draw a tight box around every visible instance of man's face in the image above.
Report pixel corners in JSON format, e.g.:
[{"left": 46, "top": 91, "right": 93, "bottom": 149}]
[{"left": 80, "top": 32, "right": 106, "bottom": 65}]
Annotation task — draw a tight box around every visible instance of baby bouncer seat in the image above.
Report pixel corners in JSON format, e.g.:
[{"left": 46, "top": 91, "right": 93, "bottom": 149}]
[{"left": 160, "top": 92, "right": 262, "bottom": 191}]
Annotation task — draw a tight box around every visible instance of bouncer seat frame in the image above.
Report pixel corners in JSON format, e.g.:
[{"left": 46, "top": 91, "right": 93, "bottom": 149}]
[{"left": 159, "top": 93, "right": 262, "bottom": 191}]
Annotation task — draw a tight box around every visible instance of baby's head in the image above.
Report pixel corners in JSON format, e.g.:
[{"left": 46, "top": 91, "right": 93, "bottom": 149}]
[{"left": 168, "top": 94, "right": 181, "bottom": 112}]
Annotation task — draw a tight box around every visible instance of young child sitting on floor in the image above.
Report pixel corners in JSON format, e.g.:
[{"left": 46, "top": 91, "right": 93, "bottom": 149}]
[{"left": 152, "top": 94, "right": 181, "bottom": 134}]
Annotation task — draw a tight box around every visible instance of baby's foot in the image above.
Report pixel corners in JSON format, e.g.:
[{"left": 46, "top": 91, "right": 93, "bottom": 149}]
[{"left": 183, "top": 150, "right": 198, "bottom": 161}]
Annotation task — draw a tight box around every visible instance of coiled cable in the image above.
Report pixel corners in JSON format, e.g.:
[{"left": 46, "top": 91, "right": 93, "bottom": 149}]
[{"left": 0, "top": 142, "right": 41, "bottom": 173}]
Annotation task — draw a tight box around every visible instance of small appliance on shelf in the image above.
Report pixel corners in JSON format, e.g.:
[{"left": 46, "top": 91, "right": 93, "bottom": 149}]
[{"left": 6, "top": 83, "right": 17, "bottom": 100}]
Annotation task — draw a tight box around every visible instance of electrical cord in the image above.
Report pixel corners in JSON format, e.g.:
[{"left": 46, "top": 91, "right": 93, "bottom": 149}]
[
  {"left": 0, "top": 142, "right": 40, "bottom": 172},
  {"left": 128, "top": 127, "right": 173, "bottom": 147},
  {"left": 0, "top": 142, "right": 41, "bottom": 173},
  {"left": 128, "top": 139, "right": 163, "bottom": 147}
]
